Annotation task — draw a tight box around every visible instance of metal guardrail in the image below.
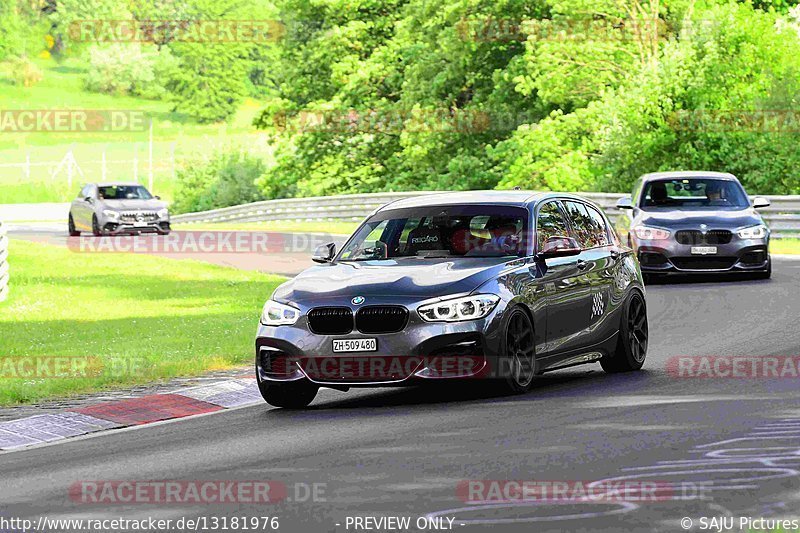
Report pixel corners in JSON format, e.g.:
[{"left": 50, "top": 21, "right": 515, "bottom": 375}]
[
  {"left": 171, "top": 191, "right": 800, "bottom": 239},
  {"left": 0, "top": 220, "right": 9, "bottom": 303}
]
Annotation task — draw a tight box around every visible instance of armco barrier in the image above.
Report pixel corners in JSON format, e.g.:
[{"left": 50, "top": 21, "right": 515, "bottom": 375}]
[
  {"left": 171, "top": 191, "right": 800, "bottom": 239},
  {"left": 0, "top": 219, "right": 8, "bottom": 302}
]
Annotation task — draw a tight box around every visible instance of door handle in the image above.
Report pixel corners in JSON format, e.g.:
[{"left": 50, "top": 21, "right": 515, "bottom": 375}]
[{"left": 576, "top": 259, "right": 588, "bottom": 270}]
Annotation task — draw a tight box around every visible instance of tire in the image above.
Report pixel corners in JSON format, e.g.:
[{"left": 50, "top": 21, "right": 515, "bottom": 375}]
[
  {"left": 91, "top": 215, "right": 102, "bottom": 236},
  {"left": 601, "top": 291, "right": 648, "bottom": 373},
  {"left": 158, "top": 230, "right": 171, "bottom": 236},
  {"left": 496, "top": 307, "right": 537, "bottom": 394},
  {"left": 258, "top": 379, "right": 318, "bottom": 409},
  {"left": 68, "top": 214, "right": 80, "bottom": 236}
]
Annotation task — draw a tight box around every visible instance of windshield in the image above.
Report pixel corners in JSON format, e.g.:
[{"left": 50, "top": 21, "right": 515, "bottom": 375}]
[
  {"left": 338, "top": 205, "right": 528, "bottom": 261},
  {"left": 640, "top": 178, "right": 749, "bottom": 210},
  {"left": 98, "top": 185, "right": 153, "bottom": 200}
]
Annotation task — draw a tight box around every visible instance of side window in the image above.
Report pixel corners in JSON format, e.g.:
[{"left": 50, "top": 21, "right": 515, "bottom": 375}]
[
  {"left": 536, "top": 201, "right": 571, "bottom": 251},
  {"left": 585, "top": 205, "right": 611, "bottom": 247},
  {"left": 78, "top": 185, "right": 90, "bottom": 198},
  {"left": 563, "top": 201, "right": 593, "bottom": 249}
]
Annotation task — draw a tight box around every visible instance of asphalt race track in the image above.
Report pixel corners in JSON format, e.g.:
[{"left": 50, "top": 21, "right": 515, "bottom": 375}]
[{"left": 2, "top": 229, "right": 800, "bottom": 533}]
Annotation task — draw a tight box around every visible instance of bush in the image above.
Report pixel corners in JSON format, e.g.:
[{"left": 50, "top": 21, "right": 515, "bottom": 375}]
[
  {"left": 172, "top": 149, "right": 268, "bottom": 214},
  {"left": 84, "top": 44, "right": 176, "bottom": 99},
  {"left": 7, "top": 56, "right": 43, "bottom": 87}
]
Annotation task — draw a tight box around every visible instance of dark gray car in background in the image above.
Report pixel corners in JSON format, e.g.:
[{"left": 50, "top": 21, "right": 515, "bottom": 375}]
[
  {"left": 255, "top": 191, "right": 648, "bottom": 408},
  {"left": 616, "top": 171, "right": 772, "bottom": 280},
  {"left": 68, "top": 182, "right": 171, "bottom": 236}
]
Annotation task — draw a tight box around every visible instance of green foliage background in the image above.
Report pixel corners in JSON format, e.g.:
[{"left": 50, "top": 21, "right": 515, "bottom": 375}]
[
  {"left": 254, "top": 0, "right": 800, "bottom": 198},
  {"left": 3, "top": 0, "right": 800, "bottom": 208}
]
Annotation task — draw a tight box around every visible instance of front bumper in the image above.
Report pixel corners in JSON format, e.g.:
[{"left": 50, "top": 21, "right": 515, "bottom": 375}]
[
  {"left": 635, "top": 237, "right": 770, "bottom": 273},
  {"left": 255, "top": 304, "right": 506, "bottom": 387},
  {"left": 102, "top": 220, "right": 170, "bottom": 234}
]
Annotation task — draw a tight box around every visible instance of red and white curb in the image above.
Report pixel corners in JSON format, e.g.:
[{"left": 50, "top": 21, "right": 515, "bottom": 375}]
[{"left": 0, "top": 378, "right": 261, "bottom": 451}]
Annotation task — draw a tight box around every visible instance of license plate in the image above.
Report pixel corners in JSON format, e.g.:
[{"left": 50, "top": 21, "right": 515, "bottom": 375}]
[
  {"left": 134, "top": 222, "right": 148, "bottom": 227},
  {"left": 691, "top": 246, "right": 718, "bottom": 255},
  {"left": 333, "top": 338, "right": 377, "bottom": 353}
]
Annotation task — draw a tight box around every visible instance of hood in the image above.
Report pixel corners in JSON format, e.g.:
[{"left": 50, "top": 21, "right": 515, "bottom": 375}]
[
  {"left": 272, "top": 257, "right": 514, "bottom": 305},
  {"left": 101, "top": 198, "right": 168, "bottom": 211},
  {"left": 636, "top": 208, "right": 764, "bottom": 229}
]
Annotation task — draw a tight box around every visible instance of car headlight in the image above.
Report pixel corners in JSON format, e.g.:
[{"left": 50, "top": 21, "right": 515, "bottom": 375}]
[
  {"left": 157, "top": 208, "right": 169, "bottom": 219},
  {"left": 102, "top": 210, "right": 119, "bottom": 220},
  {"left": 418, "top": 294, "right": 500, "bottom": 322},
  {"left": 633, "top": 225, "right": 671, "bottom": 241},
  {"left": 261, "top": 300, "right": 300, "bottom": 326},
  {"left": 737, "top": 224, "right": 767, "bottom": 239}
]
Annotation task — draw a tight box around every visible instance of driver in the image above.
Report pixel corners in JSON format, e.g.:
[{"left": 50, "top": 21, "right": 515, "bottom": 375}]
[
  {"left": 649, "top": 182, "right": 669, "bottom": 205},
  {"left": 705, "top": 182, "right": 726, "bottom": 205}
]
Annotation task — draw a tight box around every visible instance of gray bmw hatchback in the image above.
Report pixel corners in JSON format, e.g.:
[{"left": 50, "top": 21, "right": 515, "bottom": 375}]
[
  {"left": 255, "top": 191, "right": 648, "bottom": 408},
  {"left": 616, "top": 171, "right": 772, "bottom": 280}
]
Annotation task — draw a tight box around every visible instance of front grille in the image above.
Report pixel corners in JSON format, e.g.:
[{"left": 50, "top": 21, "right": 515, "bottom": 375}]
[
  {"left": 307, "top": 307, "right": 353, "bottom": 335},
  {"left": 671, "top": 257, "right": 738, "bottom": 270},
  {"left": 120, "top": 211, "right": 158, "bottom": 223},
  {"left": 356, "top": 306, "right": 409, "bottom": 334},
  {"left": 675, "top": 230, "right": 732, "bottom": 245}
]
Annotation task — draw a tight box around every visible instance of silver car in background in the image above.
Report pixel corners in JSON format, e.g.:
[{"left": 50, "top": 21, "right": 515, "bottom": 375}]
[{"left": 68, "top": 183, "right": 171, "bottom": 236}]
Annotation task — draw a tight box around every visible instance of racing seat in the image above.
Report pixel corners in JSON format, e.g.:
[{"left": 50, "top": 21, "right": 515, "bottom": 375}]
[{"left": 406, "top": 225, "right": 444, "bottom": 254}]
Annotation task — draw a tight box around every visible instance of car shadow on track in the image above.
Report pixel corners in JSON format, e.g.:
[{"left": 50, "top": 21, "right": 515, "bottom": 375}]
[{"left": 262, "top": 368, "right": 654, "bottom": 413}]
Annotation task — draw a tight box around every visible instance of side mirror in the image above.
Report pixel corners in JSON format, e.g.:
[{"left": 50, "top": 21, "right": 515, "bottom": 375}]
[
  {"left": 752, "top": 197, "right": 771, "bottom": 209},
  {"left": 616, "top": 197, "right": 634, "bottom": 210},
  {"left": 155, "top": 195, "right": 161, "bottom": 200},
  {"left": 538, "top": 236, "right": 581, "bottom": 259},
  {"left": 312, "top": 242, "right": 336, "bottom": 263}
]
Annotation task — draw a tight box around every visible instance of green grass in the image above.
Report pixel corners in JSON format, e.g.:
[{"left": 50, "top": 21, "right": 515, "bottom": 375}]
[
  {"left": 0, "top": 58, "right": 273, "bottom": 203},
  {"left": 771, "top": 238, "right": 800, "bottom": 255},
  {"left": 0, "top": 238, "right": 285, "bottom": 405},
  {"left": 173, "top": 220, "right": 360, "bottom": 235}
]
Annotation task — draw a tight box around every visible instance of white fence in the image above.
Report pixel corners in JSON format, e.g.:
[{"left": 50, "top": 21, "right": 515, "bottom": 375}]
[
  {"left": 0, "top": 220, "right": 8, "bottom": 303},
  {"left": 171, "top": 191, "right": 800, "bottom": 239}
]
